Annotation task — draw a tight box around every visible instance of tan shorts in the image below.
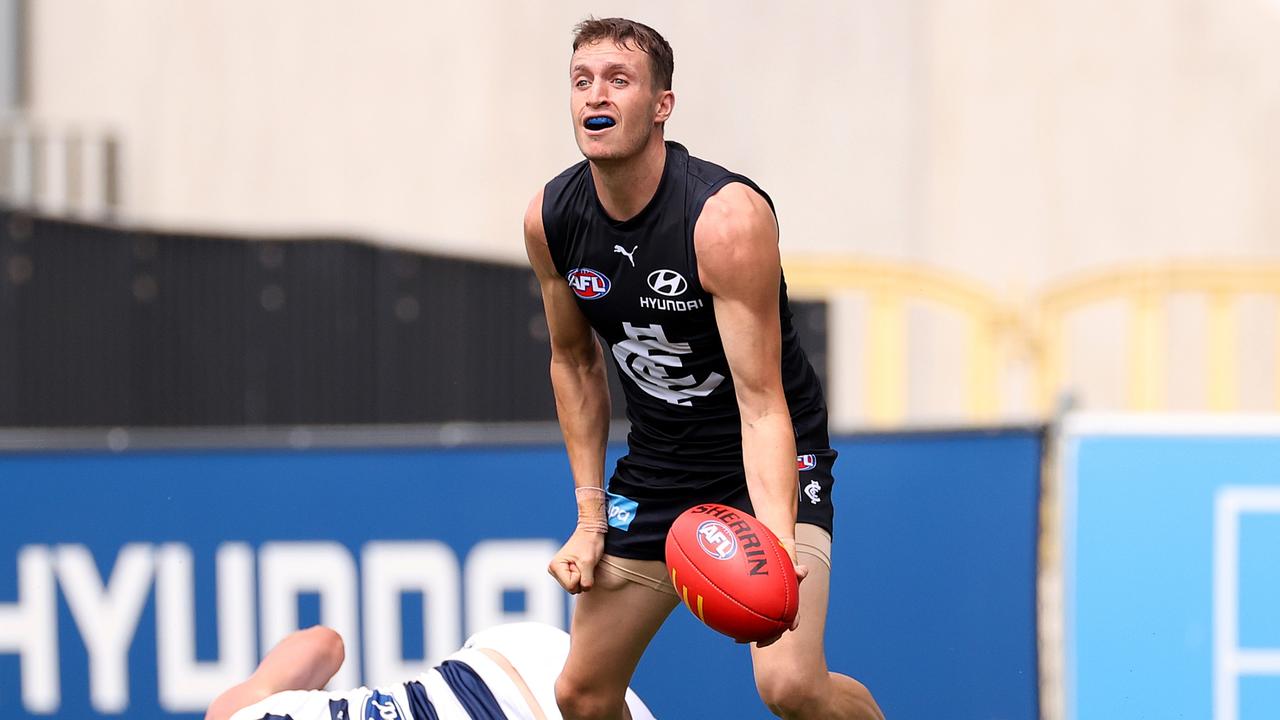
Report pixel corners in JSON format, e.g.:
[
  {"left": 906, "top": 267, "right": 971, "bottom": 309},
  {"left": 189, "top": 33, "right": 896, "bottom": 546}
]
[{"left": 597, "top": 523, "right": 833, "bottom": 597}]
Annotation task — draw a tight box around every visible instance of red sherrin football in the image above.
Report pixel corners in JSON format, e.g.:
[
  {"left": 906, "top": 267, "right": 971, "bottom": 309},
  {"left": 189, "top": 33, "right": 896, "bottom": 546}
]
[{"left": 664, "top": 503, "right": 799, "bottom": 643}]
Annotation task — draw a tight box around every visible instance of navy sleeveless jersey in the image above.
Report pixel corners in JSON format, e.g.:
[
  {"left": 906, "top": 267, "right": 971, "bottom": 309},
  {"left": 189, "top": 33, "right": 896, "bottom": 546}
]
[{"left": 542, "top": 141, "right": 829, "bottom": 472}]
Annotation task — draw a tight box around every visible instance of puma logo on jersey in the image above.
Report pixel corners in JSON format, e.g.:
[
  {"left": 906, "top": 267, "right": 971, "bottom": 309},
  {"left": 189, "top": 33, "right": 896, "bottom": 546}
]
[{"left": 613, "top": 244, "right": 638, "bottom": 267}]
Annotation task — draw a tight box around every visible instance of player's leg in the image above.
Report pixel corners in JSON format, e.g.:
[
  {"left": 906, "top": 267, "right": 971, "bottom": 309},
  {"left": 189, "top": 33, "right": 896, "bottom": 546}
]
[
  {"left": 750, "top": 525, "right": 882, "bottom": 720},
  {"left": 204, "top": 626, "right": 345, "bottom": 720},
  {"left": 464, "top": 622, "right": 659, "bottom": 720},
  {"left": 555, "top": 556, "right": 679, "bottom": 720}
]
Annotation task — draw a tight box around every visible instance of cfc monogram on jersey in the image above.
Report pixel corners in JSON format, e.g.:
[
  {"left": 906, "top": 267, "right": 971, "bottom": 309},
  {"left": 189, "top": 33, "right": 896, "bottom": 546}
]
[
  {"left": 613, "top": 322, "right": 724, "bottom": 406},
  {"left": 542, "top": 141, "right": 830, "bottom": 468}
]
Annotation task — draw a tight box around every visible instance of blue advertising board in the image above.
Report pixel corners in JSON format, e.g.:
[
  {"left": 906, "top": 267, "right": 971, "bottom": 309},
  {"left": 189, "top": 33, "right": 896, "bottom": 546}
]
[
  {"left": 0, "top": 427, "right": 1042, "bottom": 719},
  {"left": 1060, "top": 414, "right": 1280, "bottom": 720}
]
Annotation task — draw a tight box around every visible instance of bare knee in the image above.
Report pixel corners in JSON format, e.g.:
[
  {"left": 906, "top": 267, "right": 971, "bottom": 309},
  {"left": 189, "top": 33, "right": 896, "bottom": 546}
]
[
  {"left": 839, "top": 676, "right": 883, "bottom": 720},
  {"left": 756, "top": 664, "right": 828, "bottom": 718},
  {"left": 299, "top": 626, "right": 345, "bottom": 683},
  {"left": 265, "top": 625, "right": 345, "bottom": 690},
  {"left": 555, "top": 672, "right": 627, "bottom": 720},
  {"left": 757, "top": 667, "right": 883, "bottom": 720},
  {"left": 308, "top": 627, "right": 345, "bottom": 672},
  {"left": 308, "top": 627, "right": 346, "bottom": 672}
]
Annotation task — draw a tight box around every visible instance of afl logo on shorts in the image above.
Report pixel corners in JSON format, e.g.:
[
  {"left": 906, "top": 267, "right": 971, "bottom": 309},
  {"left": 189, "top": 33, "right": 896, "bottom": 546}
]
[
  {"left": 647, "top": 269, "right": 688, "bottom": 297},
  {"left": 364, "top": 690, "right": 405, "bottom": 720},
  {"left": 797, "top": 454, "right": 817, "bottom": 472},
  {"left": 696, "top": 519, "right": 738, "bottom": 560},
  {"left": 567, "top": 268, "right": 610, "bottom": 300}
]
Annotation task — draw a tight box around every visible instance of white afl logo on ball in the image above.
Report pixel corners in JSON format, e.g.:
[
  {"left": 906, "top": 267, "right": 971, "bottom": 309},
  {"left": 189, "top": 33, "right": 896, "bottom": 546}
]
[{"left": 696, "top": 519, "right": 738, "bottom": 560}]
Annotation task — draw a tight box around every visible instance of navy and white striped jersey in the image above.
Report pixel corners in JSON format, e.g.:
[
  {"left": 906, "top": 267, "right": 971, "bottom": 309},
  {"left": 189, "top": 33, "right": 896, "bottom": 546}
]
[{"left": 229, "top": 624, "right": 655, "bottom": 720}]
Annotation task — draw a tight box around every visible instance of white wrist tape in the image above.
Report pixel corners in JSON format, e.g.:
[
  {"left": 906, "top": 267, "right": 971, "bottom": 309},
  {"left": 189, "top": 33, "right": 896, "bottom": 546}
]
[{"left": 575, "top": 486, "right": 609, "bottom": 534}]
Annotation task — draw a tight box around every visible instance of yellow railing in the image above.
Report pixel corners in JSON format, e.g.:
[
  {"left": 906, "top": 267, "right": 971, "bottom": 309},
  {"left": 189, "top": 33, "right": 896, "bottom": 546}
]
[
  {"left": 784, "top": 257, "right": 1280, "bottom": 426},
  {"left": 785, "top": 257, "right": 1016, "bottom": 425},
  {"left": 1037, "top": 263, "right": 1280, "bottom": 413}
]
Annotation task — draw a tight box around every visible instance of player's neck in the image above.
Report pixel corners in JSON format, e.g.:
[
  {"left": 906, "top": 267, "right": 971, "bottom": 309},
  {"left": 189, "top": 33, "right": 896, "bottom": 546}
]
[{"left": 589, "top": 136, "right": 666, "bottom": 222}]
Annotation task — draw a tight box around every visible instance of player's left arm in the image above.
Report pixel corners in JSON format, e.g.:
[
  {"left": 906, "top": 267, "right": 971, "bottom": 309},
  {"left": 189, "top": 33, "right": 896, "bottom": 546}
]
[{"left": 695, "top": 183, "right": 799, "bottom": 559}]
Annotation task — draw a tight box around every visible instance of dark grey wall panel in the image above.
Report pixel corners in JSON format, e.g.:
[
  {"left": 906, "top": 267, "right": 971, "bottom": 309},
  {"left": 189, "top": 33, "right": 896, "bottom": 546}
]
[
  {"left": 8, "top": 213, "right": 132, "bottom": 425},
  {"left": 128, "top": 231, "right": 251, "bottom": 425},
  {"left": 0, "top": 209, "right": 829, "bottom": 427},
  {"left": 790, "top": 298, "right": 829, "bottom": 396},
  {"left": 245, "top": 240, "right": 378, "bottom": 424},
  {"left": 375, "top": 252, "right": 557, "bottom": 423},
  {"left": 0, "top": 209, "right": 21, "bottom": 423}
]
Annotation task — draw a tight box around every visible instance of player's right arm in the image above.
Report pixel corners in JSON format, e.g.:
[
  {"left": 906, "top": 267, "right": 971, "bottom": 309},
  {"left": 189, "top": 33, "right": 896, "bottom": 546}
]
[{"left": 524, "top": 189, "right": 611, "bottom": 594}]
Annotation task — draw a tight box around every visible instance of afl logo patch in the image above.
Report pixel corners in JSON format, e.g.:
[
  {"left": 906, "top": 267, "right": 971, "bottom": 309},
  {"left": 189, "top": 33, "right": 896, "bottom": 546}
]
[
  {"left": 647, "top": 269, "right": 688, "bottom": 297},
  {"left": 797, "top": 454, "right": 817, "bottom": 472},
  {"left": 696, "top": 519, "right": 738, "bottom": 560},
  {"left": 567, "top": 268, "right": 610, "bottom": 300}
]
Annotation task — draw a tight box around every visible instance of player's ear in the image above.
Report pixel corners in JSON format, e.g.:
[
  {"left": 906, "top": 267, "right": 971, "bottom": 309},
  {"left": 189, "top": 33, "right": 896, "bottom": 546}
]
[{"left": 654, "top": 90, "right": 675, "bottom": 125}]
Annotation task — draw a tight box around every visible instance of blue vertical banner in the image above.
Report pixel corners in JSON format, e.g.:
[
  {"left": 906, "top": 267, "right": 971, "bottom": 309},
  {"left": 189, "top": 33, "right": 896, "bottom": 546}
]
[
  {"left": 0, "top": 427, "right": 1042, "bottom": 719},
  {"left": 1059, "top": 414, "right": 1280, "bottom": 720}
]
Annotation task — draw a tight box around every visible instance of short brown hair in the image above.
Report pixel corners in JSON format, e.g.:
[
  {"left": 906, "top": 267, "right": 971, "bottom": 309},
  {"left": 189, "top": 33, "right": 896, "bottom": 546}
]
[{"left": 572, "top": 17, "right": 674, "bottom": 91}]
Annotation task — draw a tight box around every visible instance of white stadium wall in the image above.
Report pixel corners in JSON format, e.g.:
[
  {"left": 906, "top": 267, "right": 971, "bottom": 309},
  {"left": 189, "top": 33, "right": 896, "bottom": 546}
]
[
  {"left": 20, "top": 1, "right": 921, "bottom": 264},
  {"left": 23, "top": 0, "right": 1280, "bottom": 268},
  {"left": 17, "top": 0, "right": 1280, "bottom": 425}
]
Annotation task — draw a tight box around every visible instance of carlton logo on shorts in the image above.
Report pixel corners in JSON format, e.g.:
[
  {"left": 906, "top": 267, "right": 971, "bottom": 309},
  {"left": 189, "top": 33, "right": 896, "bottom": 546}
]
[
  {"left": 566, "top": 268, "right": 610, "bottom": 300},
  {"left": 696, "top": 519, "right": 738, "bottom": 560},
  {"left": 796, "top": 454, "right": 817, "bottom": 472},
  {"left": 646, "top": 269, "right": 688, "bottom": 297},
  {"left": 805, "top": 479, "right": 823, "bottom": 505},
  {"left": 363, "top": 690, "right": 405, "bottom": 720}
]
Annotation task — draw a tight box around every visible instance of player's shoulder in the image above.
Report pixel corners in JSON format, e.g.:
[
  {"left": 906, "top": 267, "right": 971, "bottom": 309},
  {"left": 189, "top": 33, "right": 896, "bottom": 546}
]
[
  {"left": 680, "top": 143, "right": 734, "bottom": 187},
  {"left": 544, "top": 157, "right": 592, "bottom": 200},
  {"left": 696, "top": 182, "right": 776, "bottom": 248},
  {"left": 702, "top": 182, "right": 772, "bottom": 219},
  {"left": 679, "top": 143, "right": 773, "bottom": 237},
  {"left": 534, "top": 159, "right": 593, "bottom": 238},
  {"left": 694, "top": 182, "right": 779, "bottom": 295},
  {"left": 531, "top": 159, "right": 586, "bottom": 209},
  {"left": 523, "top": 187, "right": 546, "bottom": 240}
]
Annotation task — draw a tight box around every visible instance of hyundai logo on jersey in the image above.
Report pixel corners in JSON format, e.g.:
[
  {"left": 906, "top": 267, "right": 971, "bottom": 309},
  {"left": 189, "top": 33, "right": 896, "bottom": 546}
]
[
  {"left": 797, "top": 454, "right": 818, "bottom": 472},
  {"left": 606, "top": 491, "right": 639, "bottom": 531},
  {"left": 697, "top": 520, "right": 738, "bottom": 560},
  {"left": 647, "top": 269, "right": 688, "bottom": 297},
  {"left": 567, "top": 268, "right": 611, "bottom": 300},
  {"left": 364, "top": 690, "right": 405, "bottom": 720}
]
